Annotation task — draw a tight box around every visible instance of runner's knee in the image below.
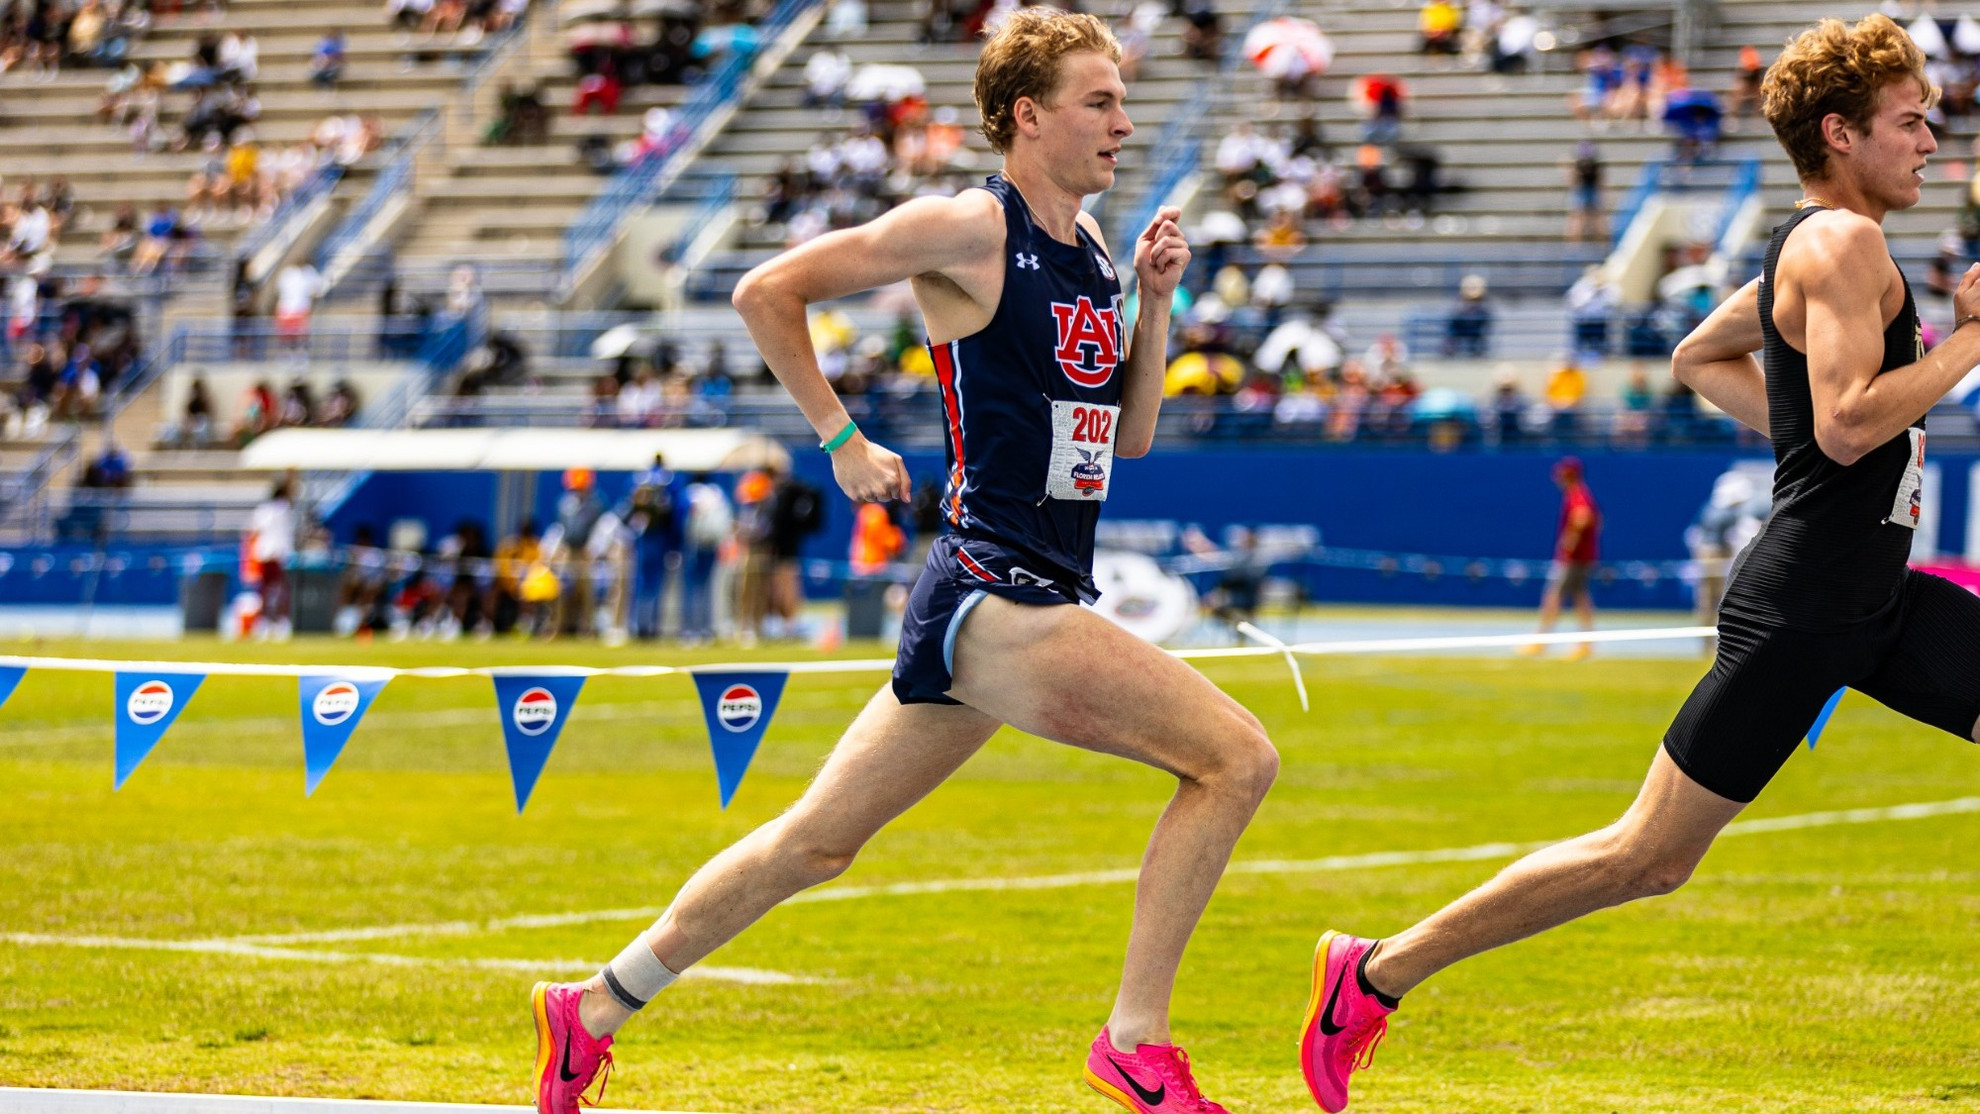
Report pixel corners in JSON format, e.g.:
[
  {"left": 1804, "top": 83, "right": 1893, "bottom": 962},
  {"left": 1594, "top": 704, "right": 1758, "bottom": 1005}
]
[
  {"left": 1196, "top": 708, "right": 1277, "bottom": 800},
  {"left": 768, "top": 815, "right": 864, "bottom": 886},
  {"left": 1598, "top": 839, "right": 1700, "bottom": 900}
]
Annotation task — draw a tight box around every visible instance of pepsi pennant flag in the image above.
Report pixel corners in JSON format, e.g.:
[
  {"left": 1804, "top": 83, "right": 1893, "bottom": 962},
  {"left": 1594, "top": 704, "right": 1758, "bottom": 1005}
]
[
  {"left": 491, "top": 674, "right": 587, "bottom": 812},
  {"left": 0, "top": 664, "right": 23, "bottom": 710},
  {"left": 113, "top": 672, "right": 205, "bottom": 789},
  {"left": 691, "top": 670, "right": 789, "bottom": 808},
  {"left": 298, "top": 675, "right": 391, "bottom": 796}
]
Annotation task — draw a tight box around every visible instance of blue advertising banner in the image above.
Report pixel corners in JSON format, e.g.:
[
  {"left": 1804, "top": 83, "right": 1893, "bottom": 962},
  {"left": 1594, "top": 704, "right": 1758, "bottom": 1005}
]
[
  {"left": 691, "top": 671, "right": 789, "bottom": 808},
  {"left": 113, "top": 672, "right": 205, "bottom": 788},
  {"left": 0, "top": 665, "right": 23, "bottom": 710},
  {"left": 491, "top": 674, "right": 587, "bottom": 812},
  {"left": 298, "top": 675, "right": 391, "bottom": 796}
]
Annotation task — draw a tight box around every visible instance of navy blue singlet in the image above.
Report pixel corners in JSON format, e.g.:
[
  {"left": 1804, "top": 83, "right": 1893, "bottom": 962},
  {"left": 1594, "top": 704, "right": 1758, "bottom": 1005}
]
[{"left": 928, "top": 173, "right": 1126, "bottom": 592}]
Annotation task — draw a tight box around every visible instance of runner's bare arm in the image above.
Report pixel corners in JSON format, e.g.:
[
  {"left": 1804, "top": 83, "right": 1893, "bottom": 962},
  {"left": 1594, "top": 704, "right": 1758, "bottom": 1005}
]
[
  {"left": 1672, "top": 277, "right": 1769, "bottom": 437},
  {"left": 1108, "top": 206, "right": 1189, "bottom": 458},
  {"left": 732, "top": 192, "right": 1005, "bottom": 501},
  {"left": 1793, "top": 217, "right": 1980, "bottom": 466}
]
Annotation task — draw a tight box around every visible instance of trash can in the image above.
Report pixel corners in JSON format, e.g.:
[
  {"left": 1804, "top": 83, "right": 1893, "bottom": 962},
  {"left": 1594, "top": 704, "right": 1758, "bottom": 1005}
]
[
  {"left": 180, "top": 570, "right": 230, "bottom": 632},
  {"left": 843, "top": 577, "right": 887, "bottom": 640},
  {"left": 292, "top": 568, "right": 340, "bottom": 633}
]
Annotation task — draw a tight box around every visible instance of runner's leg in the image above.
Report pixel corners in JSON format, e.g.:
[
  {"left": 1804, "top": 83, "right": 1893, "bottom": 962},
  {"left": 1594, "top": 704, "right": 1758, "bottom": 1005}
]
[
  {"left": 577, "top": 688, "right": 1000, "bottom": 1037},
  {"left": 1363, "top": 746, "right": 1741, "bottom": 997},
  {"left": 946, "top": 594, "right": 1278, "bottom": 1049}
]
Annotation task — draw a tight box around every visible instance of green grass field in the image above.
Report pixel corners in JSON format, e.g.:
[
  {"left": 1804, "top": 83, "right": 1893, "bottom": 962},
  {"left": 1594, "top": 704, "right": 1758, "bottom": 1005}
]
[{"left": 4, "top": 628, "right": 1980, "bottom": 1112}]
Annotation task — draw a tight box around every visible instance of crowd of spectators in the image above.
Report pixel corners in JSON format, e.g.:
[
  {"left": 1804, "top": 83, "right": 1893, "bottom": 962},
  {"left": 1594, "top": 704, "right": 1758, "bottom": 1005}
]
[
  {"left": 0, "top": 269, "right": 141, "bottom": 433},
  {"left": 0, "top": 0, "right": 156, "bottom": 81},
  {"left": 760, "top": 95, "right": 973, "bottom": 245},
  {"left": 322, "top": 462, "right": 831, "bottom": 646},
  {"left": 159, "top": 370, "right": 362, "bottom": 448}
]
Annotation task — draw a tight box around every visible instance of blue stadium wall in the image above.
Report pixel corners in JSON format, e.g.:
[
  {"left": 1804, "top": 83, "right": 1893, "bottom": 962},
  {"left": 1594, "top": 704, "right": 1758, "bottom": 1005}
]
[{"left": 21, "top": 448, "right": 1976, "bottom": 609}]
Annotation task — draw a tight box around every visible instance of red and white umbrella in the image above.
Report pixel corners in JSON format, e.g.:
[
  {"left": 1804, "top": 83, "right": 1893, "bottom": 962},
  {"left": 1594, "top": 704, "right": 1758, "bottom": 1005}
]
[{"left": 1243, "top": 17, "right": 1334, "bottom": 79}]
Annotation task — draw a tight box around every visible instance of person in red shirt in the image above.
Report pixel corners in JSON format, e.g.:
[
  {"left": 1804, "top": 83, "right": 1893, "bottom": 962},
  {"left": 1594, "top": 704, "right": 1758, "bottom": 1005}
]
[{"left": 1521, "top": 456, "right": 1601, "bottom": 659}]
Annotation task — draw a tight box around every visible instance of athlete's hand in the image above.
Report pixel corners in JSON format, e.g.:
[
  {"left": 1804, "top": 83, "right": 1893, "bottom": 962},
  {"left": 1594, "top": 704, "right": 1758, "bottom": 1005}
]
[
  {"left": 830, "top": 432, "right": 912, "bottom": 503},
  {"left": 1134, "top": 206, "right": 1190, "bottom": 301},
  {"left": 1955, "top": 263, "right": 1980, "bottom": 328}
]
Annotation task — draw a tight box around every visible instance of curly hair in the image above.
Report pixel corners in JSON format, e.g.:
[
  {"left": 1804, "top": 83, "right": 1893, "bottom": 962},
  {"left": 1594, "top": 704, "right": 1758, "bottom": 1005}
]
[
  {"left": 973, "top": 8, "right": 1121, "bottom": 155},
  {"left": 1762, "top": 14, "right": 1937, "bottom": 180}
]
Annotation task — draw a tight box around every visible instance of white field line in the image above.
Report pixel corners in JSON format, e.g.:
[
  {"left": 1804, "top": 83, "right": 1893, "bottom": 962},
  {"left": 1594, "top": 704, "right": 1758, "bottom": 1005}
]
[
  {"left": 206, "top": 794, "right": 1980, "bottom": 949},
  {"left": 0, "top": 933, "right": 812, "bottom": 985}
]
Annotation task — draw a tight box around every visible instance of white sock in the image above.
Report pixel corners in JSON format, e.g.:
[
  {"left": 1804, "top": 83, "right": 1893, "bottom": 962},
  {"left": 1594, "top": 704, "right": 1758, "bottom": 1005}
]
[{"left": 599, "top": 933, "right": 679, "bottom": 1011}]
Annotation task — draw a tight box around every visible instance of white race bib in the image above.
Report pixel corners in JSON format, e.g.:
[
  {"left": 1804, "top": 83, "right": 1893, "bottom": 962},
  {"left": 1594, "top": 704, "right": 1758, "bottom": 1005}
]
[
  {"left": 1045, "top": 400, "right": 1118, "bottom": 501},
  {"left": 1886, "top": 426, "right": 1925, "bottom": 529}
]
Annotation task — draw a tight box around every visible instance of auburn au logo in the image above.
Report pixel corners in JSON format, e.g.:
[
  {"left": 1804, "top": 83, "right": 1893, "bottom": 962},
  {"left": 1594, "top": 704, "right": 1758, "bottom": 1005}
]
[{"left": 1050, "top": 296, "right": 1122, "bottom": 387}]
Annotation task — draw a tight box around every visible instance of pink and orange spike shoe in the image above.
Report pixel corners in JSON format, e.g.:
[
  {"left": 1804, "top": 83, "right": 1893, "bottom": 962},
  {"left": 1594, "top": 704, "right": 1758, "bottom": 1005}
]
[
  {"left": 1083, "top": 1027, "right": 1230, "bottom": 1114},
  {"left": 1298, "top": 932, "right": 1396, "bottom": 1112},
  {"left": 532, "top": 981, "right": 615, "bottom": 1114}
]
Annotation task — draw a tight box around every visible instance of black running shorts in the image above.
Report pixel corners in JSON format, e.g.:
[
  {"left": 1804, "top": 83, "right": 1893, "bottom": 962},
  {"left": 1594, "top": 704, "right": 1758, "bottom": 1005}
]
[
  {"left": 892, "top": 534, "right": 1081, "bottom": 706},
  {"left": 1663, "top": 569, "right": 1980, "bottom": 802}
]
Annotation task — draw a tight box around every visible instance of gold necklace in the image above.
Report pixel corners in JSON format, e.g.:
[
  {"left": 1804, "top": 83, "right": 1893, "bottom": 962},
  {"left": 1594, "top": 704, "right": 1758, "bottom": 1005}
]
[{"left": 1793, "top": 196, "right": 1835, "bottom": 210}]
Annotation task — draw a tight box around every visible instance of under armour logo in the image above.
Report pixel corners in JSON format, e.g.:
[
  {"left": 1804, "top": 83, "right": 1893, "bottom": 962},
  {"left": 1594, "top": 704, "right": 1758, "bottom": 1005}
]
[{"left": 1015, "top": 253, "right": 1040, "bottom": 271}]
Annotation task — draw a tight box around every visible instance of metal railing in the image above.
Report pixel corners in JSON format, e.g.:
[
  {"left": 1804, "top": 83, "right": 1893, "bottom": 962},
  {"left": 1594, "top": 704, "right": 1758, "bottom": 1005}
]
[
  {"left": 1108, "top": 0, "right": 1291, "bottom": 258},
  {"left": 1610, "top": 157, "right": 1761, "bottom": 251},
  {"left": 0, "top": 427, "right": 81, "bottom": 538},
  {"left": 233, "top": 161, "right": 346, "bottom": 268},
  {"left": 558, "top": 0, "right": 822, "bottom": 296},
  {"left": 315, "top": 109, "right": 442, "bottom": 284}
]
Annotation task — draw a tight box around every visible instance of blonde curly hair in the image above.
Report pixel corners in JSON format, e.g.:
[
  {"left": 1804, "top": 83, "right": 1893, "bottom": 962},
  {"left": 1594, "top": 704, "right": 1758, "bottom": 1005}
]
[
  {"left": 1762, "top": 13, "right": 1937, "bottom": 180},
  {"left": 973, "top": 8, "right": 1121, "bottom": 155}
]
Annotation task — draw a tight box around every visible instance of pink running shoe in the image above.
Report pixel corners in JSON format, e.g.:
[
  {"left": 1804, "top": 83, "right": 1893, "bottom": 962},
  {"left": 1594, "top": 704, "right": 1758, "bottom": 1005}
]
[
  {"left": 1083, "top": 1027, "right": 1230, "bottom": 1114},
  {"left": 1298, "top": 932, "right": 1395, "bottom": 1112},
  {"left": 532, "top": 981, "right": 614, "bottom": 1114}
]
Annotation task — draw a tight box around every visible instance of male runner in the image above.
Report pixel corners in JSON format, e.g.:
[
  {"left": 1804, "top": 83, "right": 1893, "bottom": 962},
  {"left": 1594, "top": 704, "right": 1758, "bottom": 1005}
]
[
  {"left": 531, "top": 10, "right": 1279, "bottom": 1114},
  {"left": 1299, "top": 15, "right": 1980, "bottom": 1111}
]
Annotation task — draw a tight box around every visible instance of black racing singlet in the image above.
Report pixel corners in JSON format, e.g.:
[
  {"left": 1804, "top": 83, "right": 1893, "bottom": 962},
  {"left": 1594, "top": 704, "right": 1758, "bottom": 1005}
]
[{"left": 1724, "top": 204, "right": 1927, "bottom": 630}]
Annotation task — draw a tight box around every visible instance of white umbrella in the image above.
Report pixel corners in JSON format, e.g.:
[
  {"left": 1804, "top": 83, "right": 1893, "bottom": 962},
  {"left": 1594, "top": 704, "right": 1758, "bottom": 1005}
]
[
  {"left": 1243, "top": 17, "right": 1333, "bottom": 77},
  {"left": 1193, "top": 210, "right": 1249, "bottom": 244},
  {"left": 589, "top": 324, "right": 649, "bottom": 360},
  {"left": 1909, "top": 13, "right": 1949, "bottom": 59},
  {"left": 847, "top": 63, "right": 925, "bottom": 102},
  {"left": 1955, "top": 14, "right": 1980, "bottom": 55}
]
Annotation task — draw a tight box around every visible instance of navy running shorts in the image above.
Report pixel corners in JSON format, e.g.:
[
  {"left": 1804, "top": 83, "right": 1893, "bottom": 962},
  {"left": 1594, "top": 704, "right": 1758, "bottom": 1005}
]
[
  {"left": 1663, "top": 569, "right": 1980, "bottom": 802},
  {"left": 892, "top": 534, "right": 1085, "bottom": 706}
]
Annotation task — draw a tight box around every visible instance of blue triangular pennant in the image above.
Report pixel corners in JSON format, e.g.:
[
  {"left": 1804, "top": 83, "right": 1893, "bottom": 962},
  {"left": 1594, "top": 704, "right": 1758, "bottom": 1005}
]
[
  {"left": 691, "top": 670, "right": 789, "bottom": 808},
  {"left": 113, "top": 671, "right": 205, "bottom": 788},
  {"left": 1805, "top": 687, "right": 1846, "bottom": 750},
  {"left": 491, "top": 674, "right": 588, "bottom": 812},
  {"left": 299, "top": 675, "right": 391, "bottom": 796},
  {"left": 0, "top": 665, "right": 24, "bottom": 710}
]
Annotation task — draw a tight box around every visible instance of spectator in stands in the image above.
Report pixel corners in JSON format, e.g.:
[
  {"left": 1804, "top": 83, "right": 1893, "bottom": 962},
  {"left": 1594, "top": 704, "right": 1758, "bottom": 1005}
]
[
  {"left": 572, "top": 57, "right": 622, "bottom": 115},
  {"left": 584, "top": 373, "right": 619, "bottom": 428},
  {"left": 273, "top": 260, "right": 322, "bottom": 350},
  {"left": 1727, "top": 45, "right": 1762, "bottom": 127},
  {"left": 1543, "top": 352, "right": 1587, "bottom": 438},
  {"left": 803, "top": 46, "right": 850, "bottom": 109},
  {"left": 1181, "top": 2, "right": 1221, "bottom": 61},
  {"left": 1443, "top": 273, "right": 1493, "bottom": 357},
  {"left": 234, "top": 378, "right": 277, "bottom": 445},
  {"left": 1486, "top": 365, "right": 1526, "bottom": 444},
  {"left": 168, "top": 374, "right": 214, "bottom": 447},
  {"left": 1418, "top": 0, "right": 1461, "bottom": 55},
  {"left": 279, "top": 378, "right": 316, "bottom": 427},
  {"left": 1358, "top": 73, "right": 1407, "bottom": 146},
  {"left": 1564, "top": 139, "right": 1603, "bottom": 243},
  {"left": 98, "top": 201, "right": 140, "bottom": 268},
  {"left": 1612, "top": 364, "right": 1654, "bottom": 447},
  {"left": 1569, "top": 43, "right": 1620, "bottom": 125},
  {"left": 308, "top": 28, "right": 345, "bottom": 87},
  {"left": 617, "top": 364, "right": 664, "bottom": 427},
  {"left": 51, "top": 341, "right": 101, "bottom": 419},
  {"left": 80, "top": 438, "right": 131, "bottom": 488}
]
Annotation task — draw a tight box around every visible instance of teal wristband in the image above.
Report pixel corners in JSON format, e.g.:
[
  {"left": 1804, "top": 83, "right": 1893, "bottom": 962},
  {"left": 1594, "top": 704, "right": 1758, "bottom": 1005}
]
[{"left": 820, "top": 420, "right": 858, "bottom": 453}]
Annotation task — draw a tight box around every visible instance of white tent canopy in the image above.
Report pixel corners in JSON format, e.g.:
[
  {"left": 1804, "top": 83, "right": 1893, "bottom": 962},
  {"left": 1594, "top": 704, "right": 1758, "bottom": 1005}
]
[{"left": 240, "top": 428, "right": 791, "bottom": 473}]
